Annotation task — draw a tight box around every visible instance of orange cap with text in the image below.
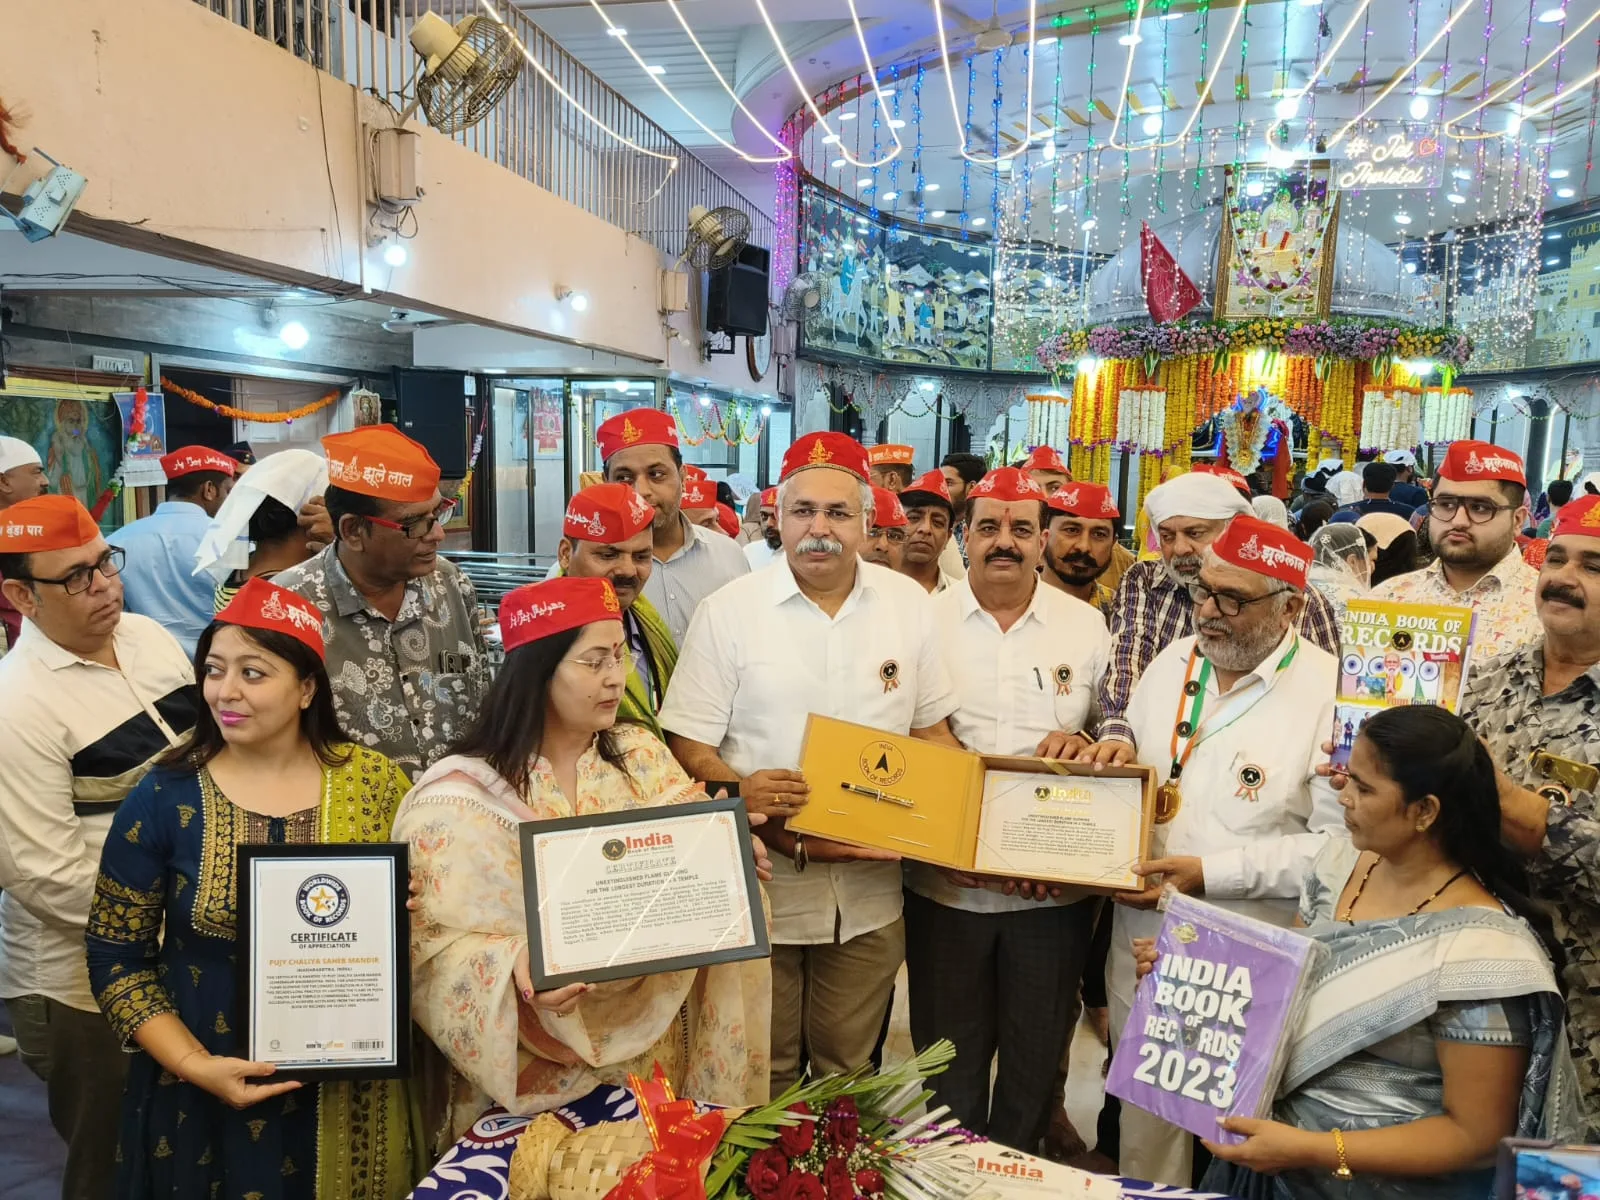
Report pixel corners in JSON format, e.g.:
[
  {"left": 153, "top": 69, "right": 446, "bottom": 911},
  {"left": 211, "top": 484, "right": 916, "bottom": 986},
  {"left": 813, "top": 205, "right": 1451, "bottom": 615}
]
[
  {"left": 1552, "top": 493, "right": 1600, "bottom": 540},
  {"left": 160, "top": 446, "right": 238, "bottom": 480},
  {"left": 322, "top": 425, "right": 441, "bottom": 503},
  {"left": 967, "top": 466, "right": 1047, "bottom": 503},
  {"left": 563, "top": 483, "right": 655, "bottom": 543},
  {"left": 870, "top": 486, "right": 908, "bottom": 528},
  {"left": 1021, "top": 445, "right": 1070, "bottom": 476},
  {"left": 216, "top": 576, "right": 325, "bottom": 658},
  {"left": 0, "top": 494, "right": 101, "bottom": 553},
  {"left": 499, "top": 577, "right": 622, "bottom": 653},
  {"left": 779, "top": 432, "right": 871, "bottom": 482},
  {"left": 596, "top": 409, "right": 679, "bottom": 461},
  {"left": 1048, "top": 481, "right": 1121, "bottom": 520},
  {"left": 1210, "top": 515, "right": 1311, "bottom": 589},
  {"left": 1439, "top": 440, "right": 1526, "bottom": 486}
]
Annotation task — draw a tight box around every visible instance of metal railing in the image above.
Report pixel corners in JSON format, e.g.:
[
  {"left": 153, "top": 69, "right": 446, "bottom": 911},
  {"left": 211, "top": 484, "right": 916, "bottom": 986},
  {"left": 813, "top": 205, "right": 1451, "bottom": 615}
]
[
  {"left": 443, "top": 548, "right": 555, "bottom": 605},
  {"left": 191, "top": 0, "right": 774, "bottom": 258}
]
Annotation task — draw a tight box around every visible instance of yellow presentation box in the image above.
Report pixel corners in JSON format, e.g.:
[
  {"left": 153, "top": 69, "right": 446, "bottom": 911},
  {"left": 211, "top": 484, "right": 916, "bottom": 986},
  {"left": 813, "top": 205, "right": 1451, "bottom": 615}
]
[{"left": 791, "top": 715, "right": 1155, "bottom": 892}]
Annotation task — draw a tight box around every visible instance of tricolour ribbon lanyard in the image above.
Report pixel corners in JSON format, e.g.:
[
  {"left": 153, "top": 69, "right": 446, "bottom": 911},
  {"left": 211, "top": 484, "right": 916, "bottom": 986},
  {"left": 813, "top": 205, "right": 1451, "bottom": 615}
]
[{"left": 1166, "top": 637, "right": 1301, "bottom": 786}]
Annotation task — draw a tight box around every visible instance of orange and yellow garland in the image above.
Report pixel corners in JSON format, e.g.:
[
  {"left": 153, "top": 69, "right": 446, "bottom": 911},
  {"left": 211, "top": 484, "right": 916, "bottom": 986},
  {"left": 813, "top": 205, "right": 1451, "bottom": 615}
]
[{"left": 160, "top": 377, "right": 342, "bottom": 424}]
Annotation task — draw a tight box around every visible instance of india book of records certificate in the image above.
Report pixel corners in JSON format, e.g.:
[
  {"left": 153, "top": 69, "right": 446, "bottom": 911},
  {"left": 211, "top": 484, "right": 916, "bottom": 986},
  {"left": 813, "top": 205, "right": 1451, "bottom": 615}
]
[
  {"left": 519, "top": 796, "right": 770, "bottom": 990},
  {"left": 972, "top": 770, "right": 1146, "bottom": 890},
  {"left": 237, "top": 843, "right": 410, "bottom": 1080}
]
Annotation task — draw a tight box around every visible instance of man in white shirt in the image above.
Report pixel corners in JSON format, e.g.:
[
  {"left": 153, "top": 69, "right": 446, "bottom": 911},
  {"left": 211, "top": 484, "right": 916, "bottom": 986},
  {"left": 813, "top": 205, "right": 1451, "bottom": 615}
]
[
  {"left": 743, "top": 486, "right": 782, "bottom": 570},
  {"left": 0, "top": 494, "right": 198, "bottom": 1199},
  {"left": 906, "top": 467, "right": 1110, "bottom": 1151},
  {"left": 1081, "top": 514, "right": 1344, "bottom": 1185},
  {"left": 900, "top": 470, "right": 959, "bottom": 594},
  {"left": 661, "top": 432, "right": 960, "bottom": 1092},
  {"left": 598, "top": 408, "right": 749, "bottom": 643}
]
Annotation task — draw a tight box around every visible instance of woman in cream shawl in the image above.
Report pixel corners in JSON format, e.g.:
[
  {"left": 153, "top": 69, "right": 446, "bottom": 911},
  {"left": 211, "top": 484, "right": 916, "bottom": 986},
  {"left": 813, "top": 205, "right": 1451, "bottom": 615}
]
[{"left": 394, "top": 577, "right": 770, "bottom": 1145}]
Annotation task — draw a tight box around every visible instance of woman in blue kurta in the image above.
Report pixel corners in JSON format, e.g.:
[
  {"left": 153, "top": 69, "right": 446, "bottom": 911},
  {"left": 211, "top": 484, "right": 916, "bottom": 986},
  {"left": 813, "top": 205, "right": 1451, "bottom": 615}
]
[{"left": 86, "top": 577, "right": 418, "bottom": 1199}]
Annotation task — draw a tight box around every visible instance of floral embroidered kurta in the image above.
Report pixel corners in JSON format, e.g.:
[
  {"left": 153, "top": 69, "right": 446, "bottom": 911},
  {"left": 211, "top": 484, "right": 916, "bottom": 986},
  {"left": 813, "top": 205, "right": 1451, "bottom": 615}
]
[
  {"left": 85, "top": 749, "right": 419, "bottom": 1199},
  {"left": 394, "top": 723, "right": 770, "bottom": 1143},
  {"left": 1370, "top": 546, "right": 1542, "bottom": 661}
]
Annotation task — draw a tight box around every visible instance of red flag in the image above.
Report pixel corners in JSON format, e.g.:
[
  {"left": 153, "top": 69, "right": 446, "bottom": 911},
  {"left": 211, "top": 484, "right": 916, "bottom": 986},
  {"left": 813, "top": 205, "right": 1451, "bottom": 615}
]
[{"left": 1141, "top": 222, "right": 1204, "bottom": 323}]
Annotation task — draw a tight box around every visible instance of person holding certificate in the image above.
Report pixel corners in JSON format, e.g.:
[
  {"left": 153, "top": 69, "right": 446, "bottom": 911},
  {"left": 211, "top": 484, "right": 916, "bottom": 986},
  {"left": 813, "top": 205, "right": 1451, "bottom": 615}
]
[
  {"left": 394, "top": 577, "right": 770, "bottom": 1145},
  {"left": 85, "top": 578, "right": 419, "bottom": 1200}
]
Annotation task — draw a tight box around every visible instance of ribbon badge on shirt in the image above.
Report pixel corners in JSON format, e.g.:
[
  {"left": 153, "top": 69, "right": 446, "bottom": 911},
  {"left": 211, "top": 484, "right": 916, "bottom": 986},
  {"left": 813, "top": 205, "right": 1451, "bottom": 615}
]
[
  {"left": 1235, "top": 763, "right": 1266, "bottom": 803},
  {"left": 1053, "top": 664, "right": 1073, "bottom": 695},
  {"left": 879, "top": 659, "right": 900, "bottom": 693}
]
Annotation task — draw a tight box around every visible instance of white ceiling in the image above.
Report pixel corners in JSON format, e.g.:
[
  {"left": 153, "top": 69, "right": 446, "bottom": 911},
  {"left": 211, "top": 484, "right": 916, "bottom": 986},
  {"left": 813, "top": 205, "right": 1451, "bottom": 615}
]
[{"left": 516, "top": 0, "right": 1596, "bottom": 248}]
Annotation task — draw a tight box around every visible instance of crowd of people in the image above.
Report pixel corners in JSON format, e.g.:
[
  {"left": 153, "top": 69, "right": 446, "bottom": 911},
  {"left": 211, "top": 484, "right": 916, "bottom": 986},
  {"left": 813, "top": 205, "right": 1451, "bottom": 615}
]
[{"left": 0, "top": 415, "right": 1597, "bottom": 1200}]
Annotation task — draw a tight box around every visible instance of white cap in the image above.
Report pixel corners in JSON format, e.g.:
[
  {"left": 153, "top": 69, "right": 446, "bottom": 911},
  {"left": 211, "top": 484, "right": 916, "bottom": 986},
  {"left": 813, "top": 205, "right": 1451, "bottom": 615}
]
[
  {"left": 1581, "top": 472, "right": 1600, "bottom": 497},
  {"left": 192, "top": 448, "right": 329, "bottom": 584},
  {"left": 0, "top": 435, "right": 42, "bottom": 474},
  {"left": 1383, "top": 449, "right": 1417, "bottom": 468}
]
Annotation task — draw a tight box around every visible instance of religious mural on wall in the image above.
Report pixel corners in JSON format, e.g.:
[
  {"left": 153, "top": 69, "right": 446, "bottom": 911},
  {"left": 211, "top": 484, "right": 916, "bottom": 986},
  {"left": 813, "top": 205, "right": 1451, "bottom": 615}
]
[
  {"left": 1215, "top": 160, "right": 1340, "bottom": 321},
  {"left": 798, "top": 183, "right": 996, "bottom": 372},
  {"left": 0, "top": 389, "right": 122, "bottom": 507},
  {"left": 1528, "top": 208, "right": 1600, "bottom": 370}
]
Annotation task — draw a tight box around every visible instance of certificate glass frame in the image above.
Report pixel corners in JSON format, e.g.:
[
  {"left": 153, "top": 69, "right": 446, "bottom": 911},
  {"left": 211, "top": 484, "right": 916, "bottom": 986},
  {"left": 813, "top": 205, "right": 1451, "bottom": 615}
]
[
  {"left": 236, "top": 842, "right": 410, "bottom": 1081},
  {"left": 519, "top": 796, "right": 770, "bottom": 991}
]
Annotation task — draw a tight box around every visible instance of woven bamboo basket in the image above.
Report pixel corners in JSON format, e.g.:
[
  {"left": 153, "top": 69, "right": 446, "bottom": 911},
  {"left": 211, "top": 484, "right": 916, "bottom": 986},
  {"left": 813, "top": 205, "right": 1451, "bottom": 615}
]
[{"left": 509, "top": 1119, "right": 667, "bottom": 1200}]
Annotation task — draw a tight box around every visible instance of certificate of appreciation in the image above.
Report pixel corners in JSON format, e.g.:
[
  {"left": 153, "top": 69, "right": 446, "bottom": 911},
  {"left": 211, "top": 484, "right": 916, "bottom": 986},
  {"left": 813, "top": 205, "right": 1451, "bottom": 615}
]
[
  {"left": 519, "top": 797, "right": 770, "bottom": 990},
  {"left": 236, "top": 843, "right": 410, "bottom": 1080},
  {"left": 972, "top": 770, "right": 1147, "bottom": 890}
]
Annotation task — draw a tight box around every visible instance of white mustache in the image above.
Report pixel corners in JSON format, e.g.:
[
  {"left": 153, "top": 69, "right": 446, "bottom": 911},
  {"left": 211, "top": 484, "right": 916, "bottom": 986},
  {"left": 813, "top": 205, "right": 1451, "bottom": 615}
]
[{"left": 796, "top": 535, "right": 843, "bottom": 556}]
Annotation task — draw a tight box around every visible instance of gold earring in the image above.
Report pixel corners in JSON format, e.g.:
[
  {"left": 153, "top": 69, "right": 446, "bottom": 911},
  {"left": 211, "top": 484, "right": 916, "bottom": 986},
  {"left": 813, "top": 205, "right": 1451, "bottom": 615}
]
[{"left": 1416, "top": 823, "right": 1428, "bottom": 833}]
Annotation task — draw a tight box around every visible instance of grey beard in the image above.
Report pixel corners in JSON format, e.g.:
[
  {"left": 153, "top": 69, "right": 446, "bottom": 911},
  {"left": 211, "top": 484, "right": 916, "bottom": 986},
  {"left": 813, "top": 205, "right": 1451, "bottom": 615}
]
[
  {"left": 1163, "top": 554, "right": 1204, "bottom": 587},
  {"left": 1196, "top": 616, "right": 1289, "bottom": 672}
]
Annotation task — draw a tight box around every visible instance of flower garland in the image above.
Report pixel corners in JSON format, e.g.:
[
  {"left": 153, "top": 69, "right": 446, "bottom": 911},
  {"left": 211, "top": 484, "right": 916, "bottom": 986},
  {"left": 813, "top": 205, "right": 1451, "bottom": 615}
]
[
  {"left": 1116, "top": 388, "right": 1168, "bottom": 451},
  {"left": 160, "top": 377, "right": 341, "bottom": 424},
  {"left": 1358, "top": 387, "right": 1424, "bottom": 453},
  {"left": 668, "top": 396, "right": 771, "bottom": 447},
  {"left": 1037, "top": 318, "right": 1474, "bottom": 375},
  {"left": 1421, "top": 387, "right": 1475, "bottom": 445},
  {"left": 1025, "top": 393, "right": 1070, "bottom": 451},
  {"left": 89, "top": 385, "right": 151, "bottom": 520}
]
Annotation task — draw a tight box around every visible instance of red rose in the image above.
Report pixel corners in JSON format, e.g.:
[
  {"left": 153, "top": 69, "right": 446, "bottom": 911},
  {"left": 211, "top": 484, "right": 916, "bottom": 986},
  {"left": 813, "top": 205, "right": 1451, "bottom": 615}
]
[
  {"left": 822, "top": 1156, "right": 855, "bottom": 1200},
  {"left": 822, "top": 1097, "right": 860, "bottom": 1154},
  {"left": 747, "top": 1147, "right": 790, "bottom": 1200},
  {"left": 776, "top": 1103, "right": 816, "bottom": 1156},
  {"left": 776, "top": 1171, "right": 826, "bottom": 1200},
  {"left": 855, "top": 1168, "right": 886, "bottom": 1196}
]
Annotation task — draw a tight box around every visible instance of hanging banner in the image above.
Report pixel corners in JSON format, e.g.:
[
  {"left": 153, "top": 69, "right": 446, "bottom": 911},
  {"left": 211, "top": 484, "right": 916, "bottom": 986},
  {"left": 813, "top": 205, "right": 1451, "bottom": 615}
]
[
  {"left": 113, "top": 390, "right": 169, "bottom": 486},
  {"left": 1334, "top": 130, "right": 1443, "bottom": 191},
  {"left": 1215, "top": 161, "right": 1340, "bottom": 322}
]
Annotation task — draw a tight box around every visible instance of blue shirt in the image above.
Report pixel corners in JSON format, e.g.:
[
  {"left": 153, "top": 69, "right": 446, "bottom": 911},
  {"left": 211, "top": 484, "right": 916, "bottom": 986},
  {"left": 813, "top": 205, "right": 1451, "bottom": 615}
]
[
  {"left": 1391, "top": 481, "right": 1428, "bottom": 508},
  {"left": 1328, "top": 496, "right": 1418, "bottom": 524},
  {"left": 107, "top": 501, "right": 216, "bottom": 658}
]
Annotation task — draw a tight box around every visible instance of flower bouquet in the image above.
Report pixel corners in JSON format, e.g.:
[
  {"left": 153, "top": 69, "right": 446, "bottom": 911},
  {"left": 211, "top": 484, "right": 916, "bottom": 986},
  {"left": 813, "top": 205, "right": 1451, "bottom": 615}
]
[{"left": 507, "top": 1041, "right": 975, "bottom": 1200}]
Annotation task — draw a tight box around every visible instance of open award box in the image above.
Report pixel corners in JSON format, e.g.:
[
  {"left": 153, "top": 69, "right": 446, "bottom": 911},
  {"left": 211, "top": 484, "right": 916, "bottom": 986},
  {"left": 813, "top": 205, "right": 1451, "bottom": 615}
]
[{"left": 791, "top": 715, "right": 1155, "bottom": 890}]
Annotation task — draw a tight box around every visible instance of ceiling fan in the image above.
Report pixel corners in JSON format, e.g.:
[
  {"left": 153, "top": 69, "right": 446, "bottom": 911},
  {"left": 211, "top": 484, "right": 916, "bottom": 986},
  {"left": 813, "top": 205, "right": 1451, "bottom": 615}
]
[{"left": 945, "top": 0, "right": 1019, "bottom": 53}]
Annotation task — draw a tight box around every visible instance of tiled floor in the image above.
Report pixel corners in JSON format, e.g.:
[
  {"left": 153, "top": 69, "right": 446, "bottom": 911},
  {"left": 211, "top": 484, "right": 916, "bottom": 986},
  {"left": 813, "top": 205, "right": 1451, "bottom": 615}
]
[
  {"left": 0, "top": 1005, "right": 66, "bottom": 1199},
  {"left": 0, "top": 971, "right": 1113, "bottom": 1196}
]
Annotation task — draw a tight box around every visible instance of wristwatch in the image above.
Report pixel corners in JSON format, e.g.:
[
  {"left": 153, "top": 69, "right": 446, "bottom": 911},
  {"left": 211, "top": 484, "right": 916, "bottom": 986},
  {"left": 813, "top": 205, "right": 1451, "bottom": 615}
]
[{"left": 793, "top": 835, "right": 809, "bottom": 873}]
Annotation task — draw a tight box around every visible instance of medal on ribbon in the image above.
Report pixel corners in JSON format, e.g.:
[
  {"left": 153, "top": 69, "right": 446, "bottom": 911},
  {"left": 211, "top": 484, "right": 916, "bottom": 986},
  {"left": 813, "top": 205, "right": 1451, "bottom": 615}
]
[
  {"left": 1053, "top": 664, "right": 1073, "bottom": 695},
  {"left": 1235, "top": 763, "right": 1266, "bottom": 803},
  {"left": 879, "top": 660, "right": 900, "bottom": 693}
]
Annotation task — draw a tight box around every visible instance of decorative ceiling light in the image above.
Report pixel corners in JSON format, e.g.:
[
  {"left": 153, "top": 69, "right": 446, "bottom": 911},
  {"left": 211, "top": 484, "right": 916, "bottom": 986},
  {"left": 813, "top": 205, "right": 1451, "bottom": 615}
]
[
  {"left": 1551, "top": 168, "right": 1571, "bottom": 179},
  {"left": 1408, "top": 95, "right": 1430, "bottom": 120},
  {"left": 1142, "top": 113, "right": 1163, "bottom": 135},
  {"left": 1394, "top": 211, "right": 1413, "bottom": 225},
  {"left": 1537, "top": 6, "right": 1566, "bottom": 21},
  {"left": 856, "top": 176, "right": 873, "bottom": 187},
  {"left": 929, "top": 209, "right": 947, "bottom": 218},
  {"left": 881, "top": 191, "right": 899, "bottom": 200},
  {"left": 1329, "top": 0, "right": 1477, "bottom": 148},
  {"left": 646, "top": 64, "right": 666, "bottom": 75},
  {"left": 1107, "top": 0, "right": 1253, "bottom": 151},
  {"left": 831, "top": 158, "right": 846, "bottom": 168},
  {"left": 1444, "top": 7, "right": 1600, "bottom": 141},
  {"left": 1557, "top": 186, "right": 1578, "bottom": 198},
  {"left": 839, "top": 112, "right": 857, "bottom": 121},
  {"left": 1081, "top": 217, "right": 1097, "bottom": 230},
  {"left": 1275, "top": 96, "right": 1300, "bottom": 119},
  {"left": 823, "top": 134, "right": 841, "bottom": 145},
  {"left": 1118, "top": 32, "right": 1142, "bottom": 45},
  {"left": 924, "top": 182, "right": 941, "bottom": 191},
  {"left": 1447, "top": 193, "right": 1466, "bottom": 203},
  {"left": 606, "top": 25, "right": 626, "bottom": 37},
  {"left": 970, "top": 216, "right": 988, "bottom": 226},
  {"left": 932, "top": 0, "right": 1041, "bottom": 165}
]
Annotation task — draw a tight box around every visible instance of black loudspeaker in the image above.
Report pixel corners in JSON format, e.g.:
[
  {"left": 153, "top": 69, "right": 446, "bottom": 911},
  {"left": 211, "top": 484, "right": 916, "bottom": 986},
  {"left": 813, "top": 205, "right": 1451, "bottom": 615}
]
[
  {"left": 391, "top": 370, "right": 469, "bottom": 477},
  {"left": 706, "top": 244, "right": 770, "bottom": 337}
]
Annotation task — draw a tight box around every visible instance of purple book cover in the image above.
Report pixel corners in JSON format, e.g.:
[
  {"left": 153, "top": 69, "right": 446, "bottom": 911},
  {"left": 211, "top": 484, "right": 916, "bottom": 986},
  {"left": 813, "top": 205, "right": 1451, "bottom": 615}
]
[{"left": 1106, "top": 893, "right": 1320, "bottom": 1144}]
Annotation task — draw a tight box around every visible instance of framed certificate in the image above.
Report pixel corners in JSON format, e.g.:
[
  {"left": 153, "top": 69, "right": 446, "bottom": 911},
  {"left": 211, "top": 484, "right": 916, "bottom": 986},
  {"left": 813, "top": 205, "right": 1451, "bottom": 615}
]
[
  {"left": 519, "top": 797, "right": 770, "bottom": 990},
  {"left": 236, "top": 843, "right": 410, "bottom": 1081}
]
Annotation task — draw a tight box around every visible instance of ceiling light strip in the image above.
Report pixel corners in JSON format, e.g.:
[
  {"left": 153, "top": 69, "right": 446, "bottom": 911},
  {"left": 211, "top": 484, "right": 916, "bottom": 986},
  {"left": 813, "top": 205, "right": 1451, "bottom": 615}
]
[
  {"left": 660, "top": 0, "right": 794, "bottom": 158},
  {"left": 751, "top": 0, "right": 903, "bottom": 168},
  {"left": 479, "top": 0, "right": 680, "bottom": 183},
  {"left": 583, "top": 0, "right": 789, "bottom": 163},
  {"left": 1326, "top": 0, "right": 1480, "bottom": 148},
  {"left": 1107, "top": 0, "right": 1251, "bottom": 151},
  {"left": 1442, "top": 8, "right": 1600, "bottom": 141},
  {"left": 931, "top": 0, "right": 1041, "bottom": 164}
]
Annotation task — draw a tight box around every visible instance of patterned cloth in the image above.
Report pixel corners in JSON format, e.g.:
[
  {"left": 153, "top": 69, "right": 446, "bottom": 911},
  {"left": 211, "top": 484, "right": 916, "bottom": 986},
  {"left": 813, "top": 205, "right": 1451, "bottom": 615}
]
[
  {"left": 1206, "top": 838, "right": 1577, "bottom": 1200},
  {"left": 272, "top": 545, "right": 491, "bottom": 780},
  {"left": 1369, "top": 545, "right": 1542, "bottom": 662},
  {"left": 618, "top": 596, "right": 678, "bottom": 739},
  {"left": 394, "top": 724, "right": 770, "bottom": 1144},
  {"left": 414, "top": 1099, "right": 1240, "bottom": 1200},
  {"left": 1096, "top": 558, "right": 1340, "bottom": 743},
  {"left": 1461, "top": 639, "right": 1600, "bottom": 1136},
  {"left": 85, "top": 749, "right": 418, "bottom": 1199}
]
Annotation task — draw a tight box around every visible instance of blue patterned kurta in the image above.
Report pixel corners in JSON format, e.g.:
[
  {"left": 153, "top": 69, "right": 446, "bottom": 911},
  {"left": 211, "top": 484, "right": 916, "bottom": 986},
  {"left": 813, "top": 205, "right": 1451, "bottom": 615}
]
[{"left": 86, "top": 751, "right": 416, "bottom": 1199}]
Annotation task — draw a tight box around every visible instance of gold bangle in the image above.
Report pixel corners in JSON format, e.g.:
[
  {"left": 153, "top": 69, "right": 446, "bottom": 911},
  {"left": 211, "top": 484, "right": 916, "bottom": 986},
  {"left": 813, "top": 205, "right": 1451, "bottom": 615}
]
[{"left": 1331, "top": 1128, "right": 1353, "bottom": 1180}]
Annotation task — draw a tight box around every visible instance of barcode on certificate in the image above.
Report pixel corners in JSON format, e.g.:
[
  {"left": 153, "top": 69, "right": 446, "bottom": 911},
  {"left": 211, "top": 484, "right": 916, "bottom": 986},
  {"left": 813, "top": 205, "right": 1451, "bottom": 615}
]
[{"left": 350, "top": 1040, "right": 386, "bottom": 1051}]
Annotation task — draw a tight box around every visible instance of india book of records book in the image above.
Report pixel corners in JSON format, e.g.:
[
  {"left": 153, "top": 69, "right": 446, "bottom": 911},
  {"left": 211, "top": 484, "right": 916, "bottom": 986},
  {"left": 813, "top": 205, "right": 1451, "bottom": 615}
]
[
  {"left": 1329, "top": 598, "right": 1477, "bottom": 771},
  {"left": 1105, "top": 892, "right": 1325, "bottom": 1143}
]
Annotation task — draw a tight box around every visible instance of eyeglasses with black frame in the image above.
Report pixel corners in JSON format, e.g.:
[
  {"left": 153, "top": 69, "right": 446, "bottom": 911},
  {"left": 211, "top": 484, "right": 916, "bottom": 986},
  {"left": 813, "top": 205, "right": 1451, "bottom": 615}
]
[
  {"left": 1427, "top": 495, "right": 1518, "bottom": 525},
  {"left": 18, "top": 547, "right": 126, "bottom": 596},
  {"left": 1187, "top": 581, "right": 1291, "bottom": 618},
  {"left": 366, "top": 500, "right": 458, "bottom": 540}
]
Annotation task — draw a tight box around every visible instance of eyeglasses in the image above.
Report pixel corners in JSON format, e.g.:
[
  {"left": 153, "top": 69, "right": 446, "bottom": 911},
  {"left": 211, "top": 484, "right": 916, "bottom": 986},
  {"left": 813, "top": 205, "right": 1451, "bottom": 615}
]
[
  {"left": 870, "top": 527, "right": 908, "bottom": 544},
  {"left": 20, "top": 547, "right": 125, "bottom": 596},
  {"left": 1187, "top": 581, "right": 1290, "bottom": 618},
  {"left": 367, "top": 501, "right": 458, "bottom": 540},
  {"left": 564, "top": 647, "right": 634, "bottom": 675},
  {"left": 1428, "top": 496, "right": 1516, "bottom": 525},
  {"left": 784, "top": 504, "right": 862, "bottom": 526}
]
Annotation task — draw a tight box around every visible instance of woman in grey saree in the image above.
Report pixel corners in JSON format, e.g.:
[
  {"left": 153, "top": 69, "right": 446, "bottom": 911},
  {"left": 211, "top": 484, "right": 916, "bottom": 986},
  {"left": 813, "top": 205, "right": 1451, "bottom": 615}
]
[{"left": 1195, "top": 707, "right": 1580, "bottom": 1200}]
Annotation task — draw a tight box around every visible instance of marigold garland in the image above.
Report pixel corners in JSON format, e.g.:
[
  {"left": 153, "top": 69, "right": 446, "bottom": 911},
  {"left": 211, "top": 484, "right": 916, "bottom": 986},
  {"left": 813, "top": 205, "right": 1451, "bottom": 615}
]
[{"left": 161, "top": 377, "right": 341, "bottom": 424}]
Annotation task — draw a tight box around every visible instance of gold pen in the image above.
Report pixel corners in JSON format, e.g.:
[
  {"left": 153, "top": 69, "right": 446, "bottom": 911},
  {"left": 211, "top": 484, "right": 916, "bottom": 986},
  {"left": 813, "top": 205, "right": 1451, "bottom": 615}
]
[{"left": 840, "top": 781, "right": 915, "bottom": 809}]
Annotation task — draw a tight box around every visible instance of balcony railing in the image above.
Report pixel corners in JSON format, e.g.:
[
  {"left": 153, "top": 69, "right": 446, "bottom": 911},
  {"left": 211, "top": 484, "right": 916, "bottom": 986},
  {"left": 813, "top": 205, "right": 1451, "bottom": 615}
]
[{"left": 191, "top": 0, "right": 774, "bottom": 258}]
